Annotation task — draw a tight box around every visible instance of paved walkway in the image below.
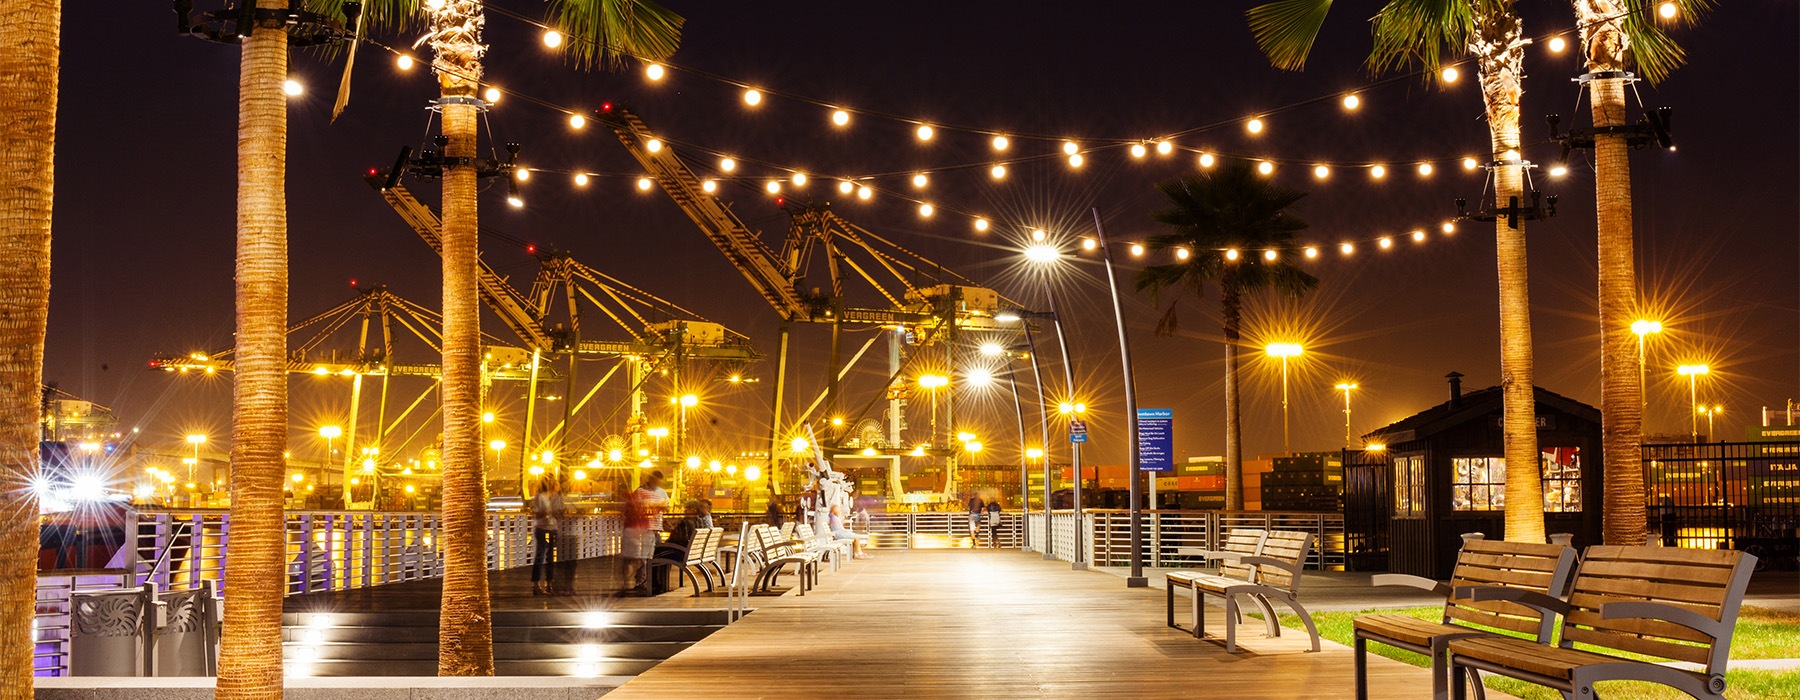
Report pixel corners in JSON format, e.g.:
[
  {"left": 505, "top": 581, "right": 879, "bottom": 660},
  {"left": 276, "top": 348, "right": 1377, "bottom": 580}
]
[{"left": 602, "top": 550, "right": 1489, "bottom": 699}]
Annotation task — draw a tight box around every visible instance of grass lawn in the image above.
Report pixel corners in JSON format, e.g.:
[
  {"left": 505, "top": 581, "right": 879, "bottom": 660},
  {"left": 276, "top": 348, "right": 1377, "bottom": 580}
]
[{"left": 1255, "top": 605, "right": 1800, "bottom": 699}]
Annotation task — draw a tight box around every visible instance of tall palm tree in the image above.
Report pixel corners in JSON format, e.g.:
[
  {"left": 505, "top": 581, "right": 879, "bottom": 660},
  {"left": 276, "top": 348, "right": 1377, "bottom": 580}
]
[
  {"left": 1570, "top": 0, "right": 1706, "bottom": 546},
  {"left": 1136, "top": 163, "right": 1321, "bottom": 511},
  {"left": 1249, "top": 0, "right": 1546, "bottom": 543},
  {"left": 216, "top": 2, "right": 291, "bottom": 698},
  {"left": 0, "top": 0, "right": 59, "bottom": 696},
  {"left": 346, "top": 0, "right": 681, "bottom": 675}
]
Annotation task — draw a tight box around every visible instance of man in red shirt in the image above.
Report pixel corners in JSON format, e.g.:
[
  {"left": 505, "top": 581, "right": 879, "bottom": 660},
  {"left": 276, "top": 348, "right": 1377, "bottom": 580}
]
[{"left": 621, "top": 471, "right": 668, "bottom": 595}]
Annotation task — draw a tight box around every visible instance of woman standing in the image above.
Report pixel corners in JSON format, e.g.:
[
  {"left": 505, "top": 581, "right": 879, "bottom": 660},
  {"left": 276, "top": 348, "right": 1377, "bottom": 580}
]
[{"left": 530, "top": 477, "right": 564, "bottom": 596}]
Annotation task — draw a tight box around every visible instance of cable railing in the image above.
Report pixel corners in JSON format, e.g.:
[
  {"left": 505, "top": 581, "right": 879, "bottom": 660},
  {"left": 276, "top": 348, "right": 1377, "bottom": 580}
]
[{"left": 1026, "top": 509, "right": 1346, "bottom": 570}]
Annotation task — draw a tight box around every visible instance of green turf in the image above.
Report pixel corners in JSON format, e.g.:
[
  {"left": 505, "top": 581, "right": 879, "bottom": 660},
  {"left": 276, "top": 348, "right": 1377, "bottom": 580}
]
[{"left": 1250, "top": 605, "right": 1800, "bottom": 699}]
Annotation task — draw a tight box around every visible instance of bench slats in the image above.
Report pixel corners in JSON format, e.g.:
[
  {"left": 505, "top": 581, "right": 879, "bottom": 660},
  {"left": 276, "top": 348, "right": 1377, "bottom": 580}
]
[
  {"left": 1571, "top": 574, "right": 1730, "bottom": 607},
  {"left": 1455, "top": 549, "right": 1566, "bottom": 574},
  {"left": 1576, "top": 559, "right": 1739, "bottom": 589},
  {"left": 1444, "top": 602, "right": 1545, "bottom": 635},
  {"left": 1452, "top": 563, "right": 1554, "bottom": 589}
]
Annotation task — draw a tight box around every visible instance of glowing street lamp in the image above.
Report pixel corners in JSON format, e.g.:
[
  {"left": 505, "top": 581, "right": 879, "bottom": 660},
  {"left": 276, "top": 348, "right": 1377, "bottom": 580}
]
[
  {"left": 647, "top": 426, "right": 670, "bottom": 458},
  {"left": 1677, "top": 364, "right": 1710, "bottom": 442},
  {"left": 919, "top": 374, "right": 949, "bottom": 442},
  {"left": 185, "top": 434, "right": 207, "bottom": 480},
  {"left": 1697, "top": 404, "right": 1723, "bottom": 442},
  {"left": 317, "top": 426, "right": 342, "bottom": 472},
  {"left": 1632, "top": 320, "right": 1663, "bottom": 421},
  {"left": 1334, "top": 383, "right": 1358, "bottom": 448},
  {"left": 677, "top": 394, "right": 699, "bottom": 459},
  {"left": 1264, "top": 343, "right": 1303, "bottom": 454}
]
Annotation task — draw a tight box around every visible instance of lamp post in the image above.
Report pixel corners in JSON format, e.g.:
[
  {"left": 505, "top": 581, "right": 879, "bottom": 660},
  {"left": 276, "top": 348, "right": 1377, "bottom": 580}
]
[
  {"left": 996, "top": 314, "right": 1056, "bottom": 560},
  {"left": 1090, "top": 209, "right": 1147, "bottom": 587},
  {"left": 184, "top": 434, "right": 207, "bottom": 481},
  {"left": 1023, "top": 240, "right": 1087, "bottom": 569},
  {"left": 1632, "top": 320, "right": 1662, "bottom": 424},
  {"left": 1677, "top": 364, "right": 1709, "bottom": 442},
  {"left": 918, "top": 374, "right": 949, "bottom": 445},
  {"left": 1698, "top": 404, "right": 1722, "bottom": 442},
  {"left": 677, "top": 393, "right": 698, "bottom": 460},
  {"left": 1334, "top": 383, "right": 1358, "bottom": 448},
  {"left": 1265, "top": 343, "right": 1303, "bottom": 455}
]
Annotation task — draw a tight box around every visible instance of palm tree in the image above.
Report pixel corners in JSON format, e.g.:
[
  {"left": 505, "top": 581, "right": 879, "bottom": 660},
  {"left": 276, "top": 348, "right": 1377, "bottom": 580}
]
[
  {"left": 1570, "top": 1, "right": 1705, "bottom": 546},
  {"left": 1249, "top": 0, "right": 1546, "bottom": 543},
  {"left": 215, "top": 3, "right": 292, "bottom": 698},
  {"left": 348, "top": 0, "right": 682, "bottom": 675},
  {"left": 1136, "top": 163, "right": 1320, "bottom": 511},
  {"left": 0, "top": 0, "right": 59, "bottom": 695}
]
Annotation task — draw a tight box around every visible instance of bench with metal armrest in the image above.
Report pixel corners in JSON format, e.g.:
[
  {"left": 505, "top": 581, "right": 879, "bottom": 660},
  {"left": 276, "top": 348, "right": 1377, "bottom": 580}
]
[{"left": 1166, "top": 529, "right": 1321, "bottom": 653}]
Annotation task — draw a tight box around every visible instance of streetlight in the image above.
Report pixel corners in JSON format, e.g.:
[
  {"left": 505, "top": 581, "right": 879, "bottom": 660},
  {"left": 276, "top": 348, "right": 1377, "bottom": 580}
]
[
  {"left": 1265, "top": 343, "right": 1304, "bottom": 454},
  {"left": 1334, "top": 383, "right": 1358, "bottom": 448},
  {"left": 1677, "top": 364, "right": 1710, "bottom": 442},
  {"left": 1022, "top": 237, "right": 1090, "bottom": 570},
  {"left": 647, "top": 426, "right": 670, "bottom": 459},
  {"left": 677, "top": 394, "right": 698, "bottom": 458},
  {"left": 1632, "top": 320, "right": 1663, "bottom": 423},
  {"left": 1698, "top": 404, "right": 1723, "bottom": 441},
  {"left": 1087, "top": 209, "right": 1148, "bottom": 586},
  {"left": 185, "top": 434, "right": 207, "bottom": 481},
  {"left": 918, "top": 374, "right": 949, "bottom": 442}
]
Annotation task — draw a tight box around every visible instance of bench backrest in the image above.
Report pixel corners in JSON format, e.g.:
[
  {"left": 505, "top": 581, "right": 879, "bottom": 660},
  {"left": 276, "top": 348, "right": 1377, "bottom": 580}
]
[
  {"left": 1444, "top": 539, "right": 1577, "bottom": 640},
  {"left": 1558, "top": 545, "right": 1754, "bottom": 674},
  {"left": 1252, "top": 530, "right": 1313, "bottom": 594},
  {"left": 701, "top": 527, "right": 723, "bottom": 563},
  {"left": 1218, "top": 528, "right": 1266, "bottom": 583},
  {"left": 779, "top": 522, "right": 797, "bottom": 540},
  {"left": 684, "top": 527, "right": 712, "bottom": 565}
]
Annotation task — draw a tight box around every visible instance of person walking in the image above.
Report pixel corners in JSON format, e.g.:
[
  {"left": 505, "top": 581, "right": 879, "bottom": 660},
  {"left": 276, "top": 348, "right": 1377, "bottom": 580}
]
[
  {"left": 986, "top": 498, "right": 1002, "bottom": 548},
  {"left": 530, "top": 476, "right": 565, "bottom": 596},
  {"left": 621, "top": 471, "right": 669, "bottom": 596}
]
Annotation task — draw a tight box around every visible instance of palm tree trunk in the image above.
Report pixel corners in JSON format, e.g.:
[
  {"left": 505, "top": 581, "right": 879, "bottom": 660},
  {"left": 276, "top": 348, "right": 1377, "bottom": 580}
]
[
  {"left": 1471, "top": 8, "right": 1546, "bottom": 544},
  {"left": 1577, "top": 0, "right": 1646, "bottom": 545},
  {"left": 1221, "top": 284, "right": 1243, "bottom": 511},
  {"left": 0, "top": 0, "right": 58, "bottom": 695},
  {"left": 431, "top": 0, "right": 494, "bottom": 675},
  {"left": 216, "top": 4, "right": 289, "bottom": 699}
]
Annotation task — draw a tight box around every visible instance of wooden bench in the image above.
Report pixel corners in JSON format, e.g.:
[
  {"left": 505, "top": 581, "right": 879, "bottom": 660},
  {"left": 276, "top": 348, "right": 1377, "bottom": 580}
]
[
  {"left": 1353, "top": 539, "right": 1577, "bottom": 700},
  {"left": 1166, "top": 528, "right": 1264, "bottom": 634},
  {"left": 1447, "top": 545, "right": 1758, "bottom": 700},
  {"left": 646, "top": 527, "right": 724, "bottom": 597},
  {"left": 748, "top": 525, "right": 820, "bottom": 596},
  {"left": 1168, "top": 529, "right": 1321, "bottom": 652}
]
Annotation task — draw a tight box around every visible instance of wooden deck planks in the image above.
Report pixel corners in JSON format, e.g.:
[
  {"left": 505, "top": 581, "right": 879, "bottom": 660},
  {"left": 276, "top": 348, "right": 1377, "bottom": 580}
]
[{"left": 601, "top": 550, "right": 1496, "bottom": 699}]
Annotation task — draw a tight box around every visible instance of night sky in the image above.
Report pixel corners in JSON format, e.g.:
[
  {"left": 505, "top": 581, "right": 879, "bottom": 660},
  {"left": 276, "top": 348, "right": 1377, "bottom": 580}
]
[{"left": 46, "top": 1, "right": 1799, "bottom": 470}]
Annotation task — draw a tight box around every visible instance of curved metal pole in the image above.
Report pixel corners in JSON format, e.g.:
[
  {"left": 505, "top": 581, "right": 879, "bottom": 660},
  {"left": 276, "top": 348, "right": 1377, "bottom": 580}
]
[
  {"left": 1093, "top": 208, "right": 1146, "bottom": 586},
  {"left": 1024, "top": 327, "right": 1054, "bottom": 560},
  {"left": 1008, "top": 370, "right": 1028, "bottom": 552}
]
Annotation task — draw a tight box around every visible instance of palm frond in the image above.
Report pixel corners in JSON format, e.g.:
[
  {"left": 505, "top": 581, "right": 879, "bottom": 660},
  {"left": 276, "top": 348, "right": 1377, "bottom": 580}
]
[
  {"left": 1247, "top": 0, "right": 1337, "bottom": 71},
  {"left": 1619, "top": 0, "right": 1713, "bottom": 83},
  {"left": 1365, "top": 0, "right": 1474, "bottom": 76},
  {"left": 309, "top": 0, "right": 422, "bottom": 34},
  {"left": 550, "top": 0, "right": 685, "bottom": 71}
]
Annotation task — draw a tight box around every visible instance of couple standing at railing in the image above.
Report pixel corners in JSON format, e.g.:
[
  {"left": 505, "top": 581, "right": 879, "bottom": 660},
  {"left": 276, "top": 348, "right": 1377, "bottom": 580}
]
[
  {"left": 967, "top": 496, "right": 1002, "bottom": 548},
  {"left": 529, "top": 476, "right": 581, "bottom": 596}
]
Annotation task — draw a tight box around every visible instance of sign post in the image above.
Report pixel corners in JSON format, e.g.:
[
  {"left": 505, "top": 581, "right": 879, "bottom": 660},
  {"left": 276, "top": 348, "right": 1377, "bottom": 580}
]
[{"left": 1068, "top": 419, "right": 1089, "bottom": 444}]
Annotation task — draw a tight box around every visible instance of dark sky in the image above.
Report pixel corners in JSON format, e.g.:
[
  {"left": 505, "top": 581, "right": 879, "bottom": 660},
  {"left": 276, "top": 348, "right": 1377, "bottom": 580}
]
[{"left": 48, "top": 1, "right": 1798, "bottom": 469}]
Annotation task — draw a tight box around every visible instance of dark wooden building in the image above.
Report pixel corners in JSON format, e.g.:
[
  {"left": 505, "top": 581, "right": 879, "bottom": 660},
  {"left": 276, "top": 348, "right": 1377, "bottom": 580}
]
[{"left": 1350, "top": 373, "right": 1603, "bottom": 579}]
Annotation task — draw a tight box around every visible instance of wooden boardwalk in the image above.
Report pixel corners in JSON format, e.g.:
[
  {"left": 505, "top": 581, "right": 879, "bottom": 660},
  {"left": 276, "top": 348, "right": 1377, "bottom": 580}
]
[{"left": 602, "top": 549, "right": 1485, "bottom": 699}]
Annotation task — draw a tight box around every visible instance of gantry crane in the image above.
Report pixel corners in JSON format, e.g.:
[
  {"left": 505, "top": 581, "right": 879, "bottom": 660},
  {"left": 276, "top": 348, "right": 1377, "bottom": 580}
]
[
  {"left": 363, "top": 174, "right": 762, "bottom": 470},
  {"left": 595, "top": 104, "right": 1019, "bottom": 497}
]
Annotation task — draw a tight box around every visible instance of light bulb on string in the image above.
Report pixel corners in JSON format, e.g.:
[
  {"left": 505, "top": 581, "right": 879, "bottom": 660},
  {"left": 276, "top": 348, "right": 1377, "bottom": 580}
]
[
  {"left": 1463, "top": 157, "right": 1479, "bottom": 170},
  {"left": 1370, "top": 165, "right": 1386, "bottom": 179},
  {"left": 1174, "top": 248, "right": 1190, "bottom": 260},
  {"left": 1062, "top": 141, "right": 1080, "bottom": 155},
  {"left": 1246, "top": 118, "right": 1264, "bottom": 134},
  {"left": 1225, "top": 248, "right": 1240, "bottom": 261},
  {"left": 916, "top": 124, "right": 934, "bottom": 141},
  {"left": 1303, "top": 246, "right": 1319, "bottom": 259},
  {"left": 838, "top": 180, "right": 854, "bottom": 194},
  {"left": 1198, "top": 153, "right": 1215, "bottom": 168},
  {"left": 573, "top": 173, "right": 589, "bottom": 187},
  {"left": 1658, "top": 2, "right": 1677, "bottom": 19},
  {"left": 542, "top": 30, "right": 563, "bottom": 48},
  {"left": 1378, "top": 236, "right": 1394, "bottom": 249},
  {"left": 645, "top": 63, "right": 665, "bottom": 81},
  {"left": 1130, "top": 243, "right": 1144, "bottom": 256},
  {"left": 719, "top": 157, "right": 736, "bottom": 172},
  {"left": 1417, "top": 163, "right": 1434, "bottom": 177},
  {"left": 992, "top": 135, "right": 1009, "bottom": 151},
  {"left": 1441, "top": 67, "right": 1460, "bottom": 83},
  {"left": 515, "top": 169, "right": 531, "bottom": 182},
  {"left": 396, "top": 55, "right": 415, "bottom": 70},
  {"left": 1262, "top": 249, "right": 1278, "bottom": 261},
  {"left": 1340, "top": 242, "right": 1355, "bottom": 255},
  {"left": 765, "top": 180, "right": 781, "bottom": 194},
  {"left": 1442, "top": 222, "right": 1456, "bottom": 234},
  {"left": 1411, "top": 230, "right": 1426, "bottom": 242},
  {"left": 857, "top": 186, "right": 872, "bottom": 200},
  {"left": 283, "top": 79, "right": 303, "bottom": 96},
  {"left": 743, "top": 88, "right": 762, "bottom": 106},
  {"left": 791, "top": 172, "right": 807, "bottom": 186},
  {"left": 702, "top": 179, "right": 717, "bottom": 193},
  {"left": 832, "top": 109, "right": 850, "bottom": 126},
  {"left": 1313, "top": 165, "right": 1329, "bottom": 179},
  {"left": 974, "top": 218, "right": 989, "bottom": 232},
  {"left": 1068, "top": 154, "right": 1084, "bottom": 168},
  {"left": 1257, "top": 161, "right": 1274, "bottom": 175},
  {"left": 1031, "top": 229, "right": 1047, "bottom": 242},
  {"left": 990, "top": 165, "right": 1006, "bottom": 180},
  {"left": 918, "top": 203, "right": 934, "bottom": 217},
  {"left": 1342, "top": 94, "right": 1360, "bottom": 110},
  {"left": 1156, "top": 140, "right": 1173, "bottom": 155},
  {"left": 912, "top": 173, "right": 928, "bottom": 188},
  {"left": 568, "top": 114, "right": 585, "bottom": 129},
  {"left": 636, "top": 177, "right": 653, "bottom": 191},
  {"left": 1082, "top": 238, "right": 1098, "bottom": 251},
  {"left": 1547, "top": 37, "right": 1566, "bottom": 53},
  {"left": 1130, "top": 143, "right": 1147, "bottom": 158}
]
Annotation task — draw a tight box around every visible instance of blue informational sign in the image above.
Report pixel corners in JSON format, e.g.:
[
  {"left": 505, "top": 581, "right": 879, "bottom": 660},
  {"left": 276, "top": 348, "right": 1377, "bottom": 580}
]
[
  {"left": 1068, "top": 419, "right": 1089, "bottom": 444},
  {"left": 1136, "top": 408, "right": 1174, "bottom": 472}
]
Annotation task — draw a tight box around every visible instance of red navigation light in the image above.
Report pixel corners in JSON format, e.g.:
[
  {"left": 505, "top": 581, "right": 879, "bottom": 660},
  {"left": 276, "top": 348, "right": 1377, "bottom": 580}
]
[
  {"left": 350, "top": 279, "right": 357, "bottom": 287},
  {"left": 600, "top": 102, "right": 613, "bottom": 112},
  {"left": 367, "top": 167, "right": 378, "bottom": 176},
  {"left": 775, "top": 197, "right": 785, "bottom": 205},
  {"left": 526, "top": 244, "right": 536, "bottom": 254}
]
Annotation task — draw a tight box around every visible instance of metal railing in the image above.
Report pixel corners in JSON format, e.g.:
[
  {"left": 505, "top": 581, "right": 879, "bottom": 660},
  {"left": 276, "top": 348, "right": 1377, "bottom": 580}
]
[
  {"left": 857, "top": 511, "right": 1025, "bottom": 549},
  {"left": 1026, "top": 509, "right": 1345, "bottom": 570},
  {"left": 35, "top": 509, "right": 623, "bottom": 677}
]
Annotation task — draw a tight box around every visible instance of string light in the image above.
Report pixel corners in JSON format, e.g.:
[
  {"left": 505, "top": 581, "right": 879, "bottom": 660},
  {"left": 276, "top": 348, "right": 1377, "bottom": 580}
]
[
  {"left": 1417, "top": 163, "right": 1434, "bottom": 176},
  {"left": 1378, "top": 236, "right": 1394, "bottom": 249},
  {"left": 1304, "top": 246, "right": 1319, "bottom": 259},
  {"left": 1225, "top": 248, "right": 1240, "bottom": 261},
  {"left": 1130, "top": 243, "right": 1144, "bottom": 256},
  {"left": 832, "top": 109, "right": 850, "bottom": 126},
  {"left": 1462, "top": 157, "right": 1479, "bottom": 170},
  {"left": 1313, "top": 165, "right": 1329, "bottom": 179},
  {"left": 636, "top": 177, "right": 653, "bottom": 191},
  {"left": 765, "top": 180, "right": 780, "bottom": 194},
  {"left": 743, "top": 88, "right": 762, "bottom": 106},
  {"left": 918, "top": 203, "right": 934, "bottom": 217},
  {"left": 1156, "top": 140, "right": 1173, "bottom": 155},
  {"left": 1411, "top": 230, "right": 1426, "bottom": 242},
  {"left": 1257, "top": 161, "right": 1274, "bottom": 175},
  {"left": 645, "top": 63, "right": 665, "bottom": 81},
  {"left": 1370, "top": 165, "right": 1386, "bottom": 179},
  {"left": 719, "top": 157, "right": 736, "bottom": 172},
  {"left": 857, "top": 186, "right": 872, "bottom": 200},
  {"left": 1658, "top": 2, "right": 1677, "bottom": 19},
  {"left": 1547, "top": 37, "right": 1567, "bottom": 53},
  {"left": 1068, "top": 154, "right": 1084, "bottom": 168},
  {"left": 1082, "top": 238, "right": 1099, "bottom": 251},
  {"left": 1441, "top": 67, "right": 1460, "bottom": 83},
  {"left": 568, "top": 114, "right": 585, "bottom": 129},
  {"left": 990, "top": 165, "right": 1006, "bottom": 180},
  {"left": 283, "top": 79, "right": 303, "bottom": 96},
  {"left": 791, "top": 172, "right": 807, "bottom": 186},
  {"left": 1340, "top": 243, "right": 1355, "bottom": 255},
  {"left": 515, "top": 169, "right": 531, "bottom": 182},
  {"left": 1246, "top": 118, "right": 1264, "bottom": 134},
  {"left": 991, "top": 135, "right": 1009, "bottom": 151},
  {"left": 838, "top": 180, "right": 854, "bottom": 194},
  {"left": 974, "top": 218, "right": 990, "bottom": 231},
  {"left": 1175, "top": 248, "right": 1190, "bottom": 260},
  {"left": 573, "top": 173, "right": 588, "bottom": 186},
  {"left": 1342, "top": 94, "right": 1360, "bottom": 110},
  {"left": 702, "top": 179, "right": 717, "bottom": 193},
  {"left": 484, "top": 87, "right": 501, "bottom": 104},
  {"left": 1262, "top": 249, "right": 1278, "bottom": 261},
  {"left": 916, "top": 124, "right": 935, "bottom": 141},
  {"left": 1031, "top": 229, "right": 1047, "bottom": 242},
  {"left": 1130, "top": 143, "right": 1147, "bottom": 158},
  {"left": 1441, "top": 222, "right": 1456, "bottom": 233},
  {"left": 912, "top": 173, "right": 929, "bottom": 188},
  {"left": 1198, "top": 153, "right": 1216, "bottom": 168},
  {"left": 396, "top": 55, "right": 415, "bottom": 70},
  {"left": 1062, "top": 141, "right": 1080, "bottom": 155}
]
